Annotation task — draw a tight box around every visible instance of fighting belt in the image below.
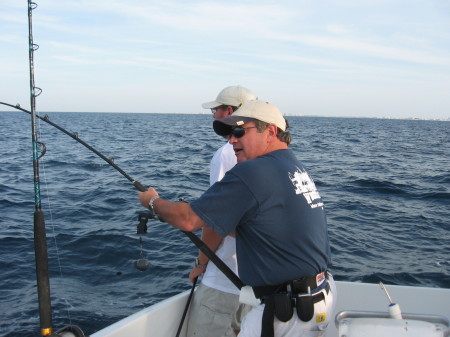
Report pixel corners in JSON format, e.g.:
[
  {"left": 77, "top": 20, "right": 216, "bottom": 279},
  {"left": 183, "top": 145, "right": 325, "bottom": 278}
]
[{"left": 254, "top": 272, "right": 329, "bottom": 337}]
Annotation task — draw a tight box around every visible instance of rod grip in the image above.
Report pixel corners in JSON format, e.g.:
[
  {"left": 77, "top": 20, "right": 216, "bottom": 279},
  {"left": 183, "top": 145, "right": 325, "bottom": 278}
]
[
  {"left": 133, "top": 180, "right": 147, "bottom": 192},
  {"left": 34, "top": 210, "right": 53, "bottom": 333}
]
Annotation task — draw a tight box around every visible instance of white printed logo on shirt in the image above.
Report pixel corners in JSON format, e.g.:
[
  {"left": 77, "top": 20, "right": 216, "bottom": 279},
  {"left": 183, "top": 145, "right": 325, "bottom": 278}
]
[{"left": 288, "top": 167, "right": 324, "bottom": 208}]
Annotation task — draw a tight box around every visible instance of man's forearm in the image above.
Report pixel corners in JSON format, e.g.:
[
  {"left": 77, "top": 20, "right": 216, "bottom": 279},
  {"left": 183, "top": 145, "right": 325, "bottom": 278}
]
[
  {"left": 198, "top": 226, "right": 223, "bottom": 264},
  {"left": 152, "top": 198, "right": 205, "bottom": 232}
]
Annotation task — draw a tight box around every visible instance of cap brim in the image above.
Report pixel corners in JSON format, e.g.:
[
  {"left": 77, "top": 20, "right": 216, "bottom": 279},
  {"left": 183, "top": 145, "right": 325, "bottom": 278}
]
[
  {"left": 202, "top": 101, "right": 221, "bottom": 109},
  {"left": 213, "top": 116, "right": 255, "bottom": 136}
]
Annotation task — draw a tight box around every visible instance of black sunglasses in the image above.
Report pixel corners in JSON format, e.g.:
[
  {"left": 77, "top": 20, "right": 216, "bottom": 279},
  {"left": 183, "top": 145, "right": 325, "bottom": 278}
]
[
  {"left": 229, "top": 126, "right": 256, "bottom": 139},
  {"left": 211, "top": 105, "right": 228, "bottom": 114}
]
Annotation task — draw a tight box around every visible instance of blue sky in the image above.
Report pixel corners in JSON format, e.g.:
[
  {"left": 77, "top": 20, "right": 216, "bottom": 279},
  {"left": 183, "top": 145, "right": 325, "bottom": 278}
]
[{"left": 1, "top": 0, "right": 449, "bottom": 119}]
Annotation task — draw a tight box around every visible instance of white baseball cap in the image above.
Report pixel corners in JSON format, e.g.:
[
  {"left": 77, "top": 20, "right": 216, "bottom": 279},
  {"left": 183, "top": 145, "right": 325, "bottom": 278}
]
[
  {"left": 202, "top": 85, "right": 256, "bottom": 109},
  {"left": 213, "top": 100, "right": 286, "bottom": 136}
]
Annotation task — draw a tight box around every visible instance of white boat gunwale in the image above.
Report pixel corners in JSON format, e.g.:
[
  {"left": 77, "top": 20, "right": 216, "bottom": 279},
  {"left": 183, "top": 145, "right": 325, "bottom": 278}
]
[{"left": 91, "top": 281, "right": 450, "bottom": 337}]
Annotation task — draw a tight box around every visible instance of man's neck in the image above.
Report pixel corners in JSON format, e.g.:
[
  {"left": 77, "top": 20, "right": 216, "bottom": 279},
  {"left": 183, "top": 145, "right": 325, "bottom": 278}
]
[{"left": 264, "top": 141, "right": 288, "bottom": 155}]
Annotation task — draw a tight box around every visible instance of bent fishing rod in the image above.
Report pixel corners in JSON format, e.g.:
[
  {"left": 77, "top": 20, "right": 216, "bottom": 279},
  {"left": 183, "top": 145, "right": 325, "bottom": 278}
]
[
  {"left": 1, "top": 101, "right": 145, "bottom": 191},
  {"left": 1, "top": 101, "right": 245, "bottom": 291}
]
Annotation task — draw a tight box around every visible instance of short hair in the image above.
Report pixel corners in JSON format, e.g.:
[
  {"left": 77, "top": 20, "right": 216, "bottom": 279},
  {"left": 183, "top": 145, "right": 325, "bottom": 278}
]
[{"left": 254, "top": 119, "right": 291, "bottom": 146}]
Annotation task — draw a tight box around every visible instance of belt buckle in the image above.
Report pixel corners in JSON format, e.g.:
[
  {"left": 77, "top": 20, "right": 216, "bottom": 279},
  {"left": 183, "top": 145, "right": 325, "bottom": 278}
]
[{"left": 290, "top": 278, "right": 306, "bottom": 294}]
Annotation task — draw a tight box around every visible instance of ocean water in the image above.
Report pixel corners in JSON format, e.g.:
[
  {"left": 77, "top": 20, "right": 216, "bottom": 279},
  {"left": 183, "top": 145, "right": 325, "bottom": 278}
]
[{"left": 0, "top": 111, "right": 449, "bottom": 336}]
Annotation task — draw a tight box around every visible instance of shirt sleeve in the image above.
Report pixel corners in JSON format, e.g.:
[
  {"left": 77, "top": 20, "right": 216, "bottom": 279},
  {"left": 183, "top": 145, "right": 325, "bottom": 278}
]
[
  {"left": 191, "top": 170, "right": 258, "bottom": 237},
  {"left": 210, "top": 143, "right": 236, "bottom": 185}
]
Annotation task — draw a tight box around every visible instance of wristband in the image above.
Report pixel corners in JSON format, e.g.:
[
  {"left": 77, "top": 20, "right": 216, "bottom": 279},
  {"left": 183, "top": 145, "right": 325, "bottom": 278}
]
[
  {"left": 148, "top": 195, "right": 160, "bottom": 213},
  {"left": 195, "top": 257, "right": 207, "bottom": 269}
]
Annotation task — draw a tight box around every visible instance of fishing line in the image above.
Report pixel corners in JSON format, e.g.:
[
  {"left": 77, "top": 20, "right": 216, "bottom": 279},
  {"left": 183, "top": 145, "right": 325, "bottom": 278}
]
[
  {"left": 33, "top": 87, "right": 73, "bottom": 324},
  {"left": 135, "top": 237, "right": 149, "bottom": 271},
  {"left": 175, "top": 276, "right": 198, "bottom": 337},
  {"left": 39, "top": 133, "right": 76, "bottom": 326}
]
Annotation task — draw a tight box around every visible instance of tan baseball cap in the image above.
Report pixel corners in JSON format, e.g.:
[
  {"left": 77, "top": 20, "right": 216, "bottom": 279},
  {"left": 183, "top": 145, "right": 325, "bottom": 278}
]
[
  {"left": 213, "top": 100, "right": 286, "bottom": 136},
  {"left": 202, "top": 85, "right": 256, "bottom": 109}
]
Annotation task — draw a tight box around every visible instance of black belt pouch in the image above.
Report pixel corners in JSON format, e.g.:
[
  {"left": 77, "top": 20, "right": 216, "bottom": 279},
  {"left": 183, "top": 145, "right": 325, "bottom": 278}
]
[
  {"left": 296, "top": 295, "right": 314, "bottom": 322},
  {"left": 273, "top": 293, "right": 293, "bottom": 322}
]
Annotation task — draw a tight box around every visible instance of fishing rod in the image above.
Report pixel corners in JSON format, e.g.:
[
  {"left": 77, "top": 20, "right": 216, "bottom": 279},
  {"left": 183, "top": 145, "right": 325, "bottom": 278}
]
[
  {"left": 25, "top": 1, "right": 59, "bottom": 336},
  {"left": 1, "top": 102, "right": 245, "bottom": 290},
  {"left": 175, "top": 276, "right": 198, "bottom": 337},
  {"left": 25, "top": 2, "right": 86, "bottom": 336}
]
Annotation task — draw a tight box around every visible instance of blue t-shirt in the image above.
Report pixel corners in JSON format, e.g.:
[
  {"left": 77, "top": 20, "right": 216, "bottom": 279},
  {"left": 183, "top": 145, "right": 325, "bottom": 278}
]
[{"left": 190, "top": 149, "right": 331, "bottom": 286}]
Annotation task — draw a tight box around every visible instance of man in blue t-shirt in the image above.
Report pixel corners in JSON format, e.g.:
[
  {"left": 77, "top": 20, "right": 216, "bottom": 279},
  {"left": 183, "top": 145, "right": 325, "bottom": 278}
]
[{"left": 139, "top": 100, "right": 336, "bottom": 337}]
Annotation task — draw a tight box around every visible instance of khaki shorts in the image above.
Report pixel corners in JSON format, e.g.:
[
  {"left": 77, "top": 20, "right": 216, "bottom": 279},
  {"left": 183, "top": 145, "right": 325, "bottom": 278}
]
[{"left": 186, "top": 284, "right": 252, "bottom": 337}]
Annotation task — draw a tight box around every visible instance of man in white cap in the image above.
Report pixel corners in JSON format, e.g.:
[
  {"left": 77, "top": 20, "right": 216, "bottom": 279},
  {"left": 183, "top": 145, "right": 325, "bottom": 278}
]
[
  {"left": 139, "top": 100, "right": 336, "bottom": 337},
  {"left": 187, "top": 85, "right": 256, "bottom": 337}
]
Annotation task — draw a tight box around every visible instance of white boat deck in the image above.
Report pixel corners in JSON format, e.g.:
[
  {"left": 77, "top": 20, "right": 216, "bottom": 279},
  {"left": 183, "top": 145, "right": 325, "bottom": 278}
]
[{"left": 92, "top": 281, "right": 450, "bottom": 337}]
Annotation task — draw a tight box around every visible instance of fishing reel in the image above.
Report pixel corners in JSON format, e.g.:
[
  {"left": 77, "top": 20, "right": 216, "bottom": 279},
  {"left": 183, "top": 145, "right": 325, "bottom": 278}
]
[
  {"left": 134, "top": 212, "right": 159, "bottom": 271},
  {"left": 136, "top": 212, "right": 151, "bottom": 234},
  {"left": 134, "top": 198, "right": 185, "bottom": 271}
]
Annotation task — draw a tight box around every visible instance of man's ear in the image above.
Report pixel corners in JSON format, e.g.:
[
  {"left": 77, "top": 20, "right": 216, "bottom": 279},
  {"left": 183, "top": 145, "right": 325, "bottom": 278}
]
[
  {"left": 226, "top": 106, "right": 234, "bottom": 117},
  {"left": 267, "top": 124, "right": 278, "bottom": 139}
]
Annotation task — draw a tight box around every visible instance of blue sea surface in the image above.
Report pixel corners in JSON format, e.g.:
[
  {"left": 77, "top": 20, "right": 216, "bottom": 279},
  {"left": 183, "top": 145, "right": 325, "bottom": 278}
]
[{"left": 0, "top": 111, "right": 449, "bottom": 336}]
